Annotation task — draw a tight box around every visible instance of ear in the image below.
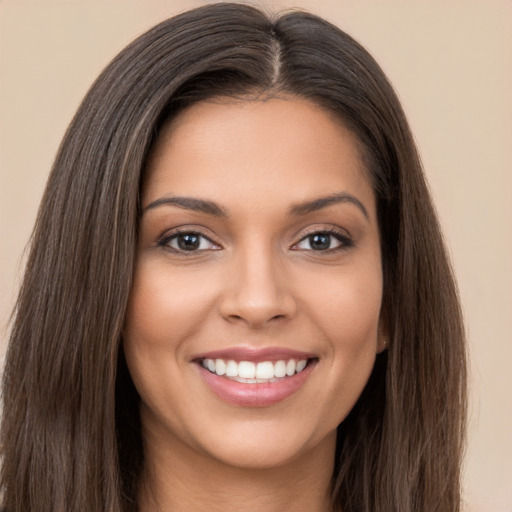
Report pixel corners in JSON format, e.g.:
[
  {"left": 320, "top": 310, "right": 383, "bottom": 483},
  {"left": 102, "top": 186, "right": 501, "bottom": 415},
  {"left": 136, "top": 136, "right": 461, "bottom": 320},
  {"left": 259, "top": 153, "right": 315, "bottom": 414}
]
[{"left": 376, "top": 312, "right": 389, "bottom": 354}]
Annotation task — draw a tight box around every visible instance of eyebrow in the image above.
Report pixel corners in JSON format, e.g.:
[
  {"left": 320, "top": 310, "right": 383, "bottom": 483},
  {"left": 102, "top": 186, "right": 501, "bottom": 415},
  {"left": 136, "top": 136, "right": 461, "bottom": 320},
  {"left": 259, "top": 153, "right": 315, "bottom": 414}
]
[
  {"left": 143, "top": 196, "right": 228, "bottom": 217},
  {"left": 288, "top": 192, "right": 369, "bottom": 219},
  {"left": 143, "top": 191, "right": 369, "bottom": 219}
]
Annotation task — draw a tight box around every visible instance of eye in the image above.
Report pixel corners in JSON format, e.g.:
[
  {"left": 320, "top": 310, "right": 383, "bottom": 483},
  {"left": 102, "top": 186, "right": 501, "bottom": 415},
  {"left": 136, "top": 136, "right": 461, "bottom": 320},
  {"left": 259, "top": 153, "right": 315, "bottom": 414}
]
[
  {"left": 292, "top": 230, "right": 352, "bottom": 252},
  {"left": 160, "top": 231, "right": 219, "bottom": 252}
]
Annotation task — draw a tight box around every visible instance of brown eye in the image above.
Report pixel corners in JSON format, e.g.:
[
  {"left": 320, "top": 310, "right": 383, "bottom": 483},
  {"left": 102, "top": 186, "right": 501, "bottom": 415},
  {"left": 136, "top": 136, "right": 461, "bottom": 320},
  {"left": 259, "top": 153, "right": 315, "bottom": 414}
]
[
  {"left": 161, "top": 231, "right": 219, "bottom": 252},
  {"left": 308, "top": 233, "right": 331, "bottom": 251},
  {"left": 176, "top": 233, "right": 201, "bottom": 251},
  {"left": 293, "top": 230, "right": 352, "bottom": 252}
]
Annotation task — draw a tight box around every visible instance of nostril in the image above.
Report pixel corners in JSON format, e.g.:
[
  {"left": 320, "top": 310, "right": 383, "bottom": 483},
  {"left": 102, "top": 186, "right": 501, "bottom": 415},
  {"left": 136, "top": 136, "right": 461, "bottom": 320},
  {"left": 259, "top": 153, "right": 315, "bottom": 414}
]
[
  {"left": 225, "top": 312, "right": 288, "bottom": 328},
  {"left": 219, "top": 288, "right": 298, "bottom": 327}
]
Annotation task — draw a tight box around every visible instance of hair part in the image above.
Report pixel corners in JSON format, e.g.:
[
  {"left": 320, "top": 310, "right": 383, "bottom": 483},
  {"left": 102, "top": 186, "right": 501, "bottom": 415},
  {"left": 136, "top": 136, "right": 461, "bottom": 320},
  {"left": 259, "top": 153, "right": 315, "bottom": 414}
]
[{"left": 1, "top": 3, "right": 466, "bottom": 512}]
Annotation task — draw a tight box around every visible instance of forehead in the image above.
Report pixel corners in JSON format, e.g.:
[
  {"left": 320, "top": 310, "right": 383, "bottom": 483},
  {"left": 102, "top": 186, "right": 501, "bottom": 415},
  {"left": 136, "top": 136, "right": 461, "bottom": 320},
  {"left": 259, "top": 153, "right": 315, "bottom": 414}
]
[{"left": 143, "top": 96, "right": 375, "bottom": 217}]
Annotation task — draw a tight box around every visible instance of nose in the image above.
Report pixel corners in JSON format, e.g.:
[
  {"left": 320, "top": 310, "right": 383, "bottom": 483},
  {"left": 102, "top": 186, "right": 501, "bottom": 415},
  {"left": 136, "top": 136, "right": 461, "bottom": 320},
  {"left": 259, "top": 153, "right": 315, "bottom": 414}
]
[{"left": 219, "top": 246, "right": 297, "bottom": 329}]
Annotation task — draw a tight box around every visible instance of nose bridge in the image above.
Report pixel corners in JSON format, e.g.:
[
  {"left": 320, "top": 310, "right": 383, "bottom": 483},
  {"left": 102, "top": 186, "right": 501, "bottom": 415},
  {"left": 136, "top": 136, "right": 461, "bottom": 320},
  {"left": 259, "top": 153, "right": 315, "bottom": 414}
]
[{"left": 220, "top": 237, "right": 296, "bottom": 327}]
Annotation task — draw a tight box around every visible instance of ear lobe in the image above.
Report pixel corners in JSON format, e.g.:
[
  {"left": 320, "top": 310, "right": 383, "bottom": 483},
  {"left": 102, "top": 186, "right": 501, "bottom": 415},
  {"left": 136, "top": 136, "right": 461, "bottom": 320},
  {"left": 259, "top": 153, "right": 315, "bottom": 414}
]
[
  {"left": 377, "top": 335, "right": 388, "bottom": 354},
  {"left": 376, "top": 315, "right": 389, "bottom": 354}
]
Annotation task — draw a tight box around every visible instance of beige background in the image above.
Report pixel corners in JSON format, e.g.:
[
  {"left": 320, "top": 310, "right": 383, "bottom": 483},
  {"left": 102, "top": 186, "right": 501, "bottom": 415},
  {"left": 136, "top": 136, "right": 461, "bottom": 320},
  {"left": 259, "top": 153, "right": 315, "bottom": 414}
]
[{"left": 1, "top": 1, "right": 511, "bottom": 510}]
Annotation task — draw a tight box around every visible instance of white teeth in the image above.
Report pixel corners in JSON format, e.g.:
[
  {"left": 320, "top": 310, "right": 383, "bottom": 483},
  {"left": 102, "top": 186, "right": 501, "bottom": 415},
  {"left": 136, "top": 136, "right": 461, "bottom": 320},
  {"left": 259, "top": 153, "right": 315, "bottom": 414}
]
[
  {"left": 215, "top": 359, "right": 226, "bottom": 376},
  {"left": 256, "top": 361, "right": 274, "bottom": 379},
  {"left": 201, "top": 358, "right": 310, "bottom": 381},
  {"left": 286, "top": 359, "right": 296, "bottom": 376},
  {"left": 296, "top": 360, "right": 307, "bottom": 372},
  {"left": 274, "top": 360, "right": 287, "bottom": 378},
  {"left": 238, "top": 361, "right": 256, "bottom": 379},
  {"left": 225, "top": 360, "right": 238, "bottom": 377}
]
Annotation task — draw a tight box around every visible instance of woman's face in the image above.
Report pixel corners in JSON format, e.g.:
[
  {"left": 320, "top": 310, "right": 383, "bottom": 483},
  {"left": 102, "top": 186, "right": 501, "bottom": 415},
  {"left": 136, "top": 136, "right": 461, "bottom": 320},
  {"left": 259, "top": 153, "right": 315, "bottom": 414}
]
[{"left": 124, "top": 96, "right": 385, "bottom": 470}]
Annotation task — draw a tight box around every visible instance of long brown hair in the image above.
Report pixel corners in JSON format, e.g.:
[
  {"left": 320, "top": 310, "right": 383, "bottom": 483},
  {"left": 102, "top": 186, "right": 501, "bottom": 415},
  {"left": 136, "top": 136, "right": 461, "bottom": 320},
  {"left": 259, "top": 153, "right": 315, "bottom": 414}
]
[{"left": 1, "top": 3, "right": 466, "bottom": 511}]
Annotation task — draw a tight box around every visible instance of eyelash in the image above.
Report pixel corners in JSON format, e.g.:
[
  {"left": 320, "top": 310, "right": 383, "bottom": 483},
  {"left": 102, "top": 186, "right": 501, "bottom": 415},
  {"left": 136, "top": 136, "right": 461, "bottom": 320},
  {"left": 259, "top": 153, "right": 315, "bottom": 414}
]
[
  {"left": 157, "top": 227, "right": 353, "bottom": 255},
  {"left": 291, "top": 228, "right": 354, "bottom": 253},
  {"left": 157, "top": 229, "right": 220, "bottom": 254}
]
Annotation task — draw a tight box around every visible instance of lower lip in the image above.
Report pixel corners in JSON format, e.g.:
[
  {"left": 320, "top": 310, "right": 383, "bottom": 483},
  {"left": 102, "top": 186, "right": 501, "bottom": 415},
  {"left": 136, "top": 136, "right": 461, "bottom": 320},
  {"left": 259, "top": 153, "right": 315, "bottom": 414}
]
[{"left": 197, "top": 361, "right": 316, "bottom": 407}]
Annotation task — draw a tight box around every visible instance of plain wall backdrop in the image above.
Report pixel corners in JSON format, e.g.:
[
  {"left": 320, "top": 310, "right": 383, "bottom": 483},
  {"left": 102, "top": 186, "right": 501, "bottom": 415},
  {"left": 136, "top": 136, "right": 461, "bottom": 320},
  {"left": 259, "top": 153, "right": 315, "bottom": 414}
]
[{"left": 1, "top": 1, "right": 511, "bottom": 511}]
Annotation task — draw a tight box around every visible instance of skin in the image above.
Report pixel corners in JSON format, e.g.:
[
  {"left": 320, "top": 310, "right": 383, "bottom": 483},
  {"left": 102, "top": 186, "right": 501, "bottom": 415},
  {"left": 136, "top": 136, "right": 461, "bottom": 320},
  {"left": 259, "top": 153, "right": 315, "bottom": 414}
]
[{"left": 123, "top": 96, "right": 385, "bottom": 512}]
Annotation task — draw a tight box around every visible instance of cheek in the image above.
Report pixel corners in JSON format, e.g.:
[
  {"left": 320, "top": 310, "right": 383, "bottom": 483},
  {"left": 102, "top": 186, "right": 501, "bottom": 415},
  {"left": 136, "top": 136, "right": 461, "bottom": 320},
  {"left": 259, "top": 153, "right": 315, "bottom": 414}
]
[
  {"left": 303, "top": 259, "right": 383, "bottom": 349},
  {"left": 124, "top": 259, "right": 218, "bottom": 351},
  {"left": 122, "top": 260, "right": 219, "bottom": 419},
  {"left": 296, "top": 259, "right": 383, "bottom": 416},
  {"left": 324, "top": 283, "right": 381, "bottom": 350},
  {"left": 122, "top": 259, "right": 220, "bottom": 411}
]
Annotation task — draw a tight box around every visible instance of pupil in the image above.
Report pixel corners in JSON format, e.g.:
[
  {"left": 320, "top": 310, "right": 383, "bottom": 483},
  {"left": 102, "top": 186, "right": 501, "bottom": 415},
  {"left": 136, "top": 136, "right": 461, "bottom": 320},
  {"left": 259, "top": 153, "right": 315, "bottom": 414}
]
[
  {"left": 310, "top": 233, "right": 330, "bottom": 250},
  {"left": 178, "top": 233, "right": 199, "bottom": 250}
]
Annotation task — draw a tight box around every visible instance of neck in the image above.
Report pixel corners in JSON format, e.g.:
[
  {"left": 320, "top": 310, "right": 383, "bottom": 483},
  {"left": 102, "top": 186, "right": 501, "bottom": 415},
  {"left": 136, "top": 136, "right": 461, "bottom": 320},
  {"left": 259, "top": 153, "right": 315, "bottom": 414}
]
[{"left": 138, "top": 420, "right": 336, "bottom": 512}]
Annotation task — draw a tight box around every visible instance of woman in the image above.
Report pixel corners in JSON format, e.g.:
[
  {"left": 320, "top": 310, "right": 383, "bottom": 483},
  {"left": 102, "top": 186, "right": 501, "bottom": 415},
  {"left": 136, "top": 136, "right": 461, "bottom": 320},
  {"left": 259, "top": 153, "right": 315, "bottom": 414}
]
[{"left": 0, "top": 3, "right": 466, "bottom": 511}]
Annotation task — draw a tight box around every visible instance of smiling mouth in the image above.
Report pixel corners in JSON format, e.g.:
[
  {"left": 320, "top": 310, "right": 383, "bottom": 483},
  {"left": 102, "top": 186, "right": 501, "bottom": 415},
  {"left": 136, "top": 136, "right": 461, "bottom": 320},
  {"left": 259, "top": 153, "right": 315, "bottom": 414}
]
[
  {"left": 199, "top": 358, "right": 316, "bottom": 383},
  {"left": 195, "top": 351, "right": 318, "bottom": 406}
]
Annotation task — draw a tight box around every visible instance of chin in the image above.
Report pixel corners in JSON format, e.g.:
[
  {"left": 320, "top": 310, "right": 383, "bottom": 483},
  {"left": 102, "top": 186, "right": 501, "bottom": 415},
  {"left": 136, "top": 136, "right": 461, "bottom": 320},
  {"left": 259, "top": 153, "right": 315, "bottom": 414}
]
[{"left": 202, "top": 431, "right": 335, "bottom": 471}]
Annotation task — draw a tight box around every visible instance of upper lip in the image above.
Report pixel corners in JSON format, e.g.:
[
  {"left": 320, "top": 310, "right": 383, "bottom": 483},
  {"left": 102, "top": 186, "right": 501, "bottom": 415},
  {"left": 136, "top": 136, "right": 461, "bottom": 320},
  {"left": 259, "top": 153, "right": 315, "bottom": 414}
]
[{"left": 192, "top": 346, "right": 317, "bottom": 363}]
